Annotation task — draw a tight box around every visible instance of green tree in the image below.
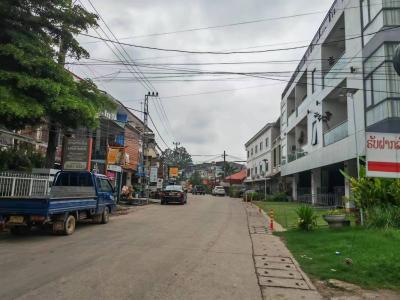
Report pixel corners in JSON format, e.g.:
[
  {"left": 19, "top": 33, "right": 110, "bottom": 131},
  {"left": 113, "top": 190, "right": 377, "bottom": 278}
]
[
  {"left": 190, "top": 171, "right": 202, "bottom": 186},
  {"left": 161, "top": 146, "right": 193, "bottom": 170},
  {"left": 0, "top": 0, "right": 114, "bottom": 167}
]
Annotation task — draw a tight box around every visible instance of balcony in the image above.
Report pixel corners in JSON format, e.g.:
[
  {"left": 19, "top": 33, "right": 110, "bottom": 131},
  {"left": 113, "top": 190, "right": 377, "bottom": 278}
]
[
  {"left": 323, "top": 54, "right": 347, "bottom": 88},
  {"left": 324, "top": 121, "right": 348, "bottom": 146}
]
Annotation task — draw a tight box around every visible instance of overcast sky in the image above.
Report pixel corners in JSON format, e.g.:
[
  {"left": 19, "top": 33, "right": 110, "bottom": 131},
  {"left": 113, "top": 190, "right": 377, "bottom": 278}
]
[{"left": 70, "top": 0, "right": 333, "bottom": 163}]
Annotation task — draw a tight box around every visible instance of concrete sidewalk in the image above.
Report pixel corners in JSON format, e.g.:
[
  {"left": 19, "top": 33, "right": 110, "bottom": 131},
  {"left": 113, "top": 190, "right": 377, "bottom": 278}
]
[{"left": 244, "top": 202, "right": 322, "bottom": 300}]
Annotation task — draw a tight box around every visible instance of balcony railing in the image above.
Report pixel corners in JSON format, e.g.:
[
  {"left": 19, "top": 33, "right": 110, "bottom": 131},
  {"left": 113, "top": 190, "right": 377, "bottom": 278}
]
[
  {"left": 287, "top": 149, "right": 308, "bottom": 163},
  {"left": 287, "top": 111, "right": 297, "bottom": 128},
  {"left": 324, "top": 53, "right": 347, "bottom": 87},
  {"left": 324, "top": 121, "right": 348, "bottom": 146}
]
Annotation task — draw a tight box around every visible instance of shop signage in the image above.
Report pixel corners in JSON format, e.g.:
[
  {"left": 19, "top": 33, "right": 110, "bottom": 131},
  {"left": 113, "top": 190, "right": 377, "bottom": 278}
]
[
  {"left": 62, "top": 137, "right": 92, "bottom": 171},
  {"left": 169, "top": 166, "right": 179, "bottom": 178},
  {"left": 107, "top": 147, "right": 125, "bottom": 165},
  {"left": 366, "top": 132, "right": 400, "bottom": 178},
  {"left": 150, "top": 167, "right": 158, "bottom": 183}
]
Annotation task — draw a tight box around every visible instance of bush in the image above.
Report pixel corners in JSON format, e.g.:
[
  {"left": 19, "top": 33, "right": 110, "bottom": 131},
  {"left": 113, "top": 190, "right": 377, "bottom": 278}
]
[
  {"left": 0, "top": 147, "right": 45, "bottom": 172},
  {"left": 229, "top": 187, "right": 241, "bottom": 198},
  {"left": 366, "top": 206, "right": 400, "bottom": 230},
  {"left": 296, "top": 205, "right": 317, "bottom": 231},
  {"left": 341, "top": 166, "right": 400, "bottom": 209},
  {"left": 265, "top": 192, "right": 288, "bottom": 202}
]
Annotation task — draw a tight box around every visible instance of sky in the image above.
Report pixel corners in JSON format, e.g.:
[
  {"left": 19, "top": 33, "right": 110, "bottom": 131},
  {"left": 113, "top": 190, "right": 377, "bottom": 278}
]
[{"left": 70, "top": 0, "right": 334, "bottom": 163}]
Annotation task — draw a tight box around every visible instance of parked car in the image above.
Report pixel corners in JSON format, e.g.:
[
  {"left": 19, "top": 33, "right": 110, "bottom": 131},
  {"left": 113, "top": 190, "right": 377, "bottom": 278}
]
[
  {"left": 161, "top": 185, "right": 187, "bottom": 205},
  {"left": 0, "top": 171, "right": 116, "bottom": 236},
  {"left": 212, "top": 186, "right": 226, "bottom": 196},
  {"left": 192, "top": 185, "right": 206, "bottom": 195}
]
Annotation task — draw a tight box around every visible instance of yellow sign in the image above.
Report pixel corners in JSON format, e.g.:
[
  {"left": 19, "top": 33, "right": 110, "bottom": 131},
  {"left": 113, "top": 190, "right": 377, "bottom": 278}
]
[
  {"left": 107, "top": 147, "right": 125, "bottom": 165},
  {"left": 169, "top": 167, "right": 179, "bottom": 177}
]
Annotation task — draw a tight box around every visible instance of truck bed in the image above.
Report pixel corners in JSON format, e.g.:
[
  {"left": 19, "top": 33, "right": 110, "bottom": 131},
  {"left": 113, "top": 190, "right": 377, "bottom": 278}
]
[{"left": 0, "top": 196, "right": 98, "bottom": 216}]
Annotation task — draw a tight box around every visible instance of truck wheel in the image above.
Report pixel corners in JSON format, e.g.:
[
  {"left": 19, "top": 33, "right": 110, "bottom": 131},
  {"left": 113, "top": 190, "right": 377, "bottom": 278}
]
[
  {"left": 63, "top": 215, "right": 76, "bottom": 235},
  {"left": 101, "top": 207, "right": 110, "bottom": 224}
]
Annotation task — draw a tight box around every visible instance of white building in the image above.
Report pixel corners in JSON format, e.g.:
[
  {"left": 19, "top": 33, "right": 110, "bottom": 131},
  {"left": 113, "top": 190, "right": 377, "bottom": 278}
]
[
  {"left": 280, "top": 0, "right": 400, "bottom": 204},
  {"left": 245, "top": 119, "right": 282, "bottom": 194}
]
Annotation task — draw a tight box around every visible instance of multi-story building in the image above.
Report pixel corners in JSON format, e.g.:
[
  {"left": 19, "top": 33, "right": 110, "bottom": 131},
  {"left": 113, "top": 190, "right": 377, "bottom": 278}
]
[
  {"left": 280, "top": 0, "right": 400, "bottom": 203},
  {"left": 245, "top": 118, "right": 282, "bottom": 194}
]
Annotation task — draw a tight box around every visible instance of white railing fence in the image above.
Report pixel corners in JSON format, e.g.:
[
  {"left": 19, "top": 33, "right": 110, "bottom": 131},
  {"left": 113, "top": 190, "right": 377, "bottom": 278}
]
[{"left": 0, "top": 172, "right": 50, "bottom": 197}]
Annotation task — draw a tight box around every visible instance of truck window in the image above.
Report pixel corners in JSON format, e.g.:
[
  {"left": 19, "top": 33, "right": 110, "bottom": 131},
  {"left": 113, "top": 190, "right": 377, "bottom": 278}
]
[
  {"left": 96, "top": 178, "right": 114, "bottom": 193},
  {"left": 54, "top": 173, "right": 93, "bottom": 187}
]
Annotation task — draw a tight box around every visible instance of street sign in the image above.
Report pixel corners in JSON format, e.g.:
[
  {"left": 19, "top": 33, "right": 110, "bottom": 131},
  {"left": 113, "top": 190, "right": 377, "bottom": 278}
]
[
  {"left": 150, "top": 167, "right": 158, "bottom": 183},
  {"left": 366, "top": 132, "right": 400, "bottom": 178},
  {"left": 157, "top": 178, "right": 163, "bottom": 189}
]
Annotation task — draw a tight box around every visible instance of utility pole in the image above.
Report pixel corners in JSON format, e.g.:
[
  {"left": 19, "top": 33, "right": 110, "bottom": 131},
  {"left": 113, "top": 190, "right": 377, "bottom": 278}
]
[
  {"left": 141, "top": 91, "right": 158, "bottom": 201},
  {"left": 223, "top": 151, "right": 227, "bottom": 178}
]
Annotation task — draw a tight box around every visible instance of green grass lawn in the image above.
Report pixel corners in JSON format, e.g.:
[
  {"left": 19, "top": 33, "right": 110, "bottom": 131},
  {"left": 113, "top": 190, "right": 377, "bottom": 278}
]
[
  {"left": 276, "top": 228, "right": 400, "bottom": 290},
  {"left": 255, "top": 201, "right": 330, "bottom": 229}
]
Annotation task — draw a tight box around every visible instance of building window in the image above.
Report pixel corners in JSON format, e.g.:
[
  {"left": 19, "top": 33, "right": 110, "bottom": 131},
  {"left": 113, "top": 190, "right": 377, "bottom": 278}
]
[
  {"left": 265, "top": 162, "right": 269, "bottom": 172},
  {"left": 311, "top": 69, "right": 316, "bottom": 94},
  {"left": 265, "top": 138, "right": 269, "bottom": 148},
  {"left": 260, "top": 141, "right": 263, "bottom": 151},
  {"left": 255, "top": 167, "right": 257, "bottom": 175},
  {"left": 251, "top": 148, "right": 253, "bottom": 156},
  {"left": 259, "top": 165, "right": 263, "bottom": 174},
  {"left": 247, "top": 169, "right": 250, "bottom": 177},
  {"left": 247, "top": 150, "right": 250, "bottom": 158},
  {"left": 255, "top": 145, "right": 258, "bottom": 154}
]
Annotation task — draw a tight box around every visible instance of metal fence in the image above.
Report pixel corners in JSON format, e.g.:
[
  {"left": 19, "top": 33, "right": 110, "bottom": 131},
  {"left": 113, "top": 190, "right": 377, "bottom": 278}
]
[
  {"left": 0, "top": 172, "right": 50, "bottom": 197},
  {"left": 297, "top": 193, "right": 343, "bottom": 208}
]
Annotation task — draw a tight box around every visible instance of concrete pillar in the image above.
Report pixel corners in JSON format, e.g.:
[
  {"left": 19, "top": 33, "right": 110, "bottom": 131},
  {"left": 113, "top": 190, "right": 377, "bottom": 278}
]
[
  {"left": 292, "top": 174, "right": 298, "bottom": 201},
  {"left": 311, "top": 168, "right": 321, "bottom": 205}
]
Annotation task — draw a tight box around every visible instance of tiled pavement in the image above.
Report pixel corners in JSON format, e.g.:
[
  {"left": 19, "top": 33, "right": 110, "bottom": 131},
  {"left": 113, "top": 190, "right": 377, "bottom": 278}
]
[{"left": 244, "top": 203, "right": 322, "bottom": 300}]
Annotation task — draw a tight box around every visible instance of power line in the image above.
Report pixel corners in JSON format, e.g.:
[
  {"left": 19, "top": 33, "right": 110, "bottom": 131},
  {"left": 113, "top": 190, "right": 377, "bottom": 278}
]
[{"left": 79, "top": 25, "right": 400, "bottom": 55}]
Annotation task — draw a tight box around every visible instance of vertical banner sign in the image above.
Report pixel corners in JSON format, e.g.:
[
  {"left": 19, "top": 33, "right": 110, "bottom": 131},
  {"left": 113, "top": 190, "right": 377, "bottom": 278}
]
[
  {"left": 150, "top": 167, "right": 158, "bottom": 183},
  {"left": 366, "top": 132, "right": 400, "bottom": 178},
  {"left": 62, "top": 137, "right": 91, "bottom": 171}
]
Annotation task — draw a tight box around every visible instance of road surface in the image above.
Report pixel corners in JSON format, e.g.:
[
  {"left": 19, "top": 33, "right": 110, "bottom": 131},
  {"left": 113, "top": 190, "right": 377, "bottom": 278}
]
[{"left": 0, "top": 195, "right": 261, "bottom": 300}]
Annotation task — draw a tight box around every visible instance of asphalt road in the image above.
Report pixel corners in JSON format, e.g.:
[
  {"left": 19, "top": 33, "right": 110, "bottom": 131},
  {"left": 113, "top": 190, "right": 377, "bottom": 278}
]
[{"left": 0, "top": 195, "right": 261, "bottom": 300}]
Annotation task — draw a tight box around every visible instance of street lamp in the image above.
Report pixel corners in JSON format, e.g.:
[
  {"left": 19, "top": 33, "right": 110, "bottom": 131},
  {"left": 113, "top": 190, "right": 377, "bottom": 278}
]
[{"left": 263, "top": 159, "right": 269, "bottom": 201}]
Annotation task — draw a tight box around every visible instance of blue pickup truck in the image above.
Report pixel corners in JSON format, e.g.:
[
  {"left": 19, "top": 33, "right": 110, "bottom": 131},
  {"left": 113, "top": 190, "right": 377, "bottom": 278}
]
[{"left": 0, "top": 171, "right": 116, "bottom": 235}]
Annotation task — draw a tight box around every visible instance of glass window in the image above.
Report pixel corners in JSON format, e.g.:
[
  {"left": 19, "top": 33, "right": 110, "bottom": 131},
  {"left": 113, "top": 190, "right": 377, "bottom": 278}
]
[
  {"left": 265, "top": 138, "right": 269, "bottom": 148},
  {"left": 97, "top": 178, "right": 113, "bottom": 193},
  {"left": 260, "top": 141, "right": 263, "bottom": 151}
]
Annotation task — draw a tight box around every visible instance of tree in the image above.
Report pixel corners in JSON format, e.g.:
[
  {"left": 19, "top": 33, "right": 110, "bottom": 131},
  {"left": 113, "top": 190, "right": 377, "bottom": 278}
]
[
  {"left": 0, "top": 0, "right": 115, "bottom": 167},
  {"left": 161, "top": 146, "right": 193, "bottom": 170},
  {"left": 190, "top": 171, "right": 202, "bottom": 186}
]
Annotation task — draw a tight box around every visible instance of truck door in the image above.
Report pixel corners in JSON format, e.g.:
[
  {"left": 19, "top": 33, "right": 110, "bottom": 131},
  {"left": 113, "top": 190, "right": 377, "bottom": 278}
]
[{"left": 96, "top": 178, "right": 115, "bottom": 209}]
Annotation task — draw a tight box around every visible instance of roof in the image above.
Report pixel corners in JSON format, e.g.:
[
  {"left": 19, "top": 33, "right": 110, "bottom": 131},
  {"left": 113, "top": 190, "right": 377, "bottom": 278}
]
[
  {"left": 245, "top": 123, "right": 274, "bottom": 147},
  {"left": 225, "top": 169, "right": 247, "bottom": 181}
]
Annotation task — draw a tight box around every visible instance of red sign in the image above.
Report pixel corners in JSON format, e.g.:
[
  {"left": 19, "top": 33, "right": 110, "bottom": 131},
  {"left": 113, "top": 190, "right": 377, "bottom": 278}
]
[{"left": 366, "top": 132, "right": 400, "bottom": 178}]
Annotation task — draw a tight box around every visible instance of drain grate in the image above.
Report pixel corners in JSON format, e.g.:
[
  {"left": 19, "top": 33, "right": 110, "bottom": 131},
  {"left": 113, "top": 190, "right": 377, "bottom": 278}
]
[
  {"left": 259, "top": 276, "right": 311, "bottom": 290},
  {"left": 256, "top": 267, "right": 303, "bottom": 280}
]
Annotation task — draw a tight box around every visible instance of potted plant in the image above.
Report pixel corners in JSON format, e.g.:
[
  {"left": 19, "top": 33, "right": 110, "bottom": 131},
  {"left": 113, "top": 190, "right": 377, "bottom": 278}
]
[{"left": 323, "top": 209, "right": 348, "bottom": 228}]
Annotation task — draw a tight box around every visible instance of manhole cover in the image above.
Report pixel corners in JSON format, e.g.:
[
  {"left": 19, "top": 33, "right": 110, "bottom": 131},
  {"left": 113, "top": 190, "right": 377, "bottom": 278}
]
[{"left": 259, "top": 277, "right": 310, "bottom": 290}]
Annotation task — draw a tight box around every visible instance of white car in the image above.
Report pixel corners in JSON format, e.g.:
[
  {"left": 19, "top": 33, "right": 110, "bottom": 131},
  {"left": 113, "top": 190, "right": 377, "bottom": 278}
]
[{"left": 212, "top": 186, "right": 226, "bottom": 196}]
